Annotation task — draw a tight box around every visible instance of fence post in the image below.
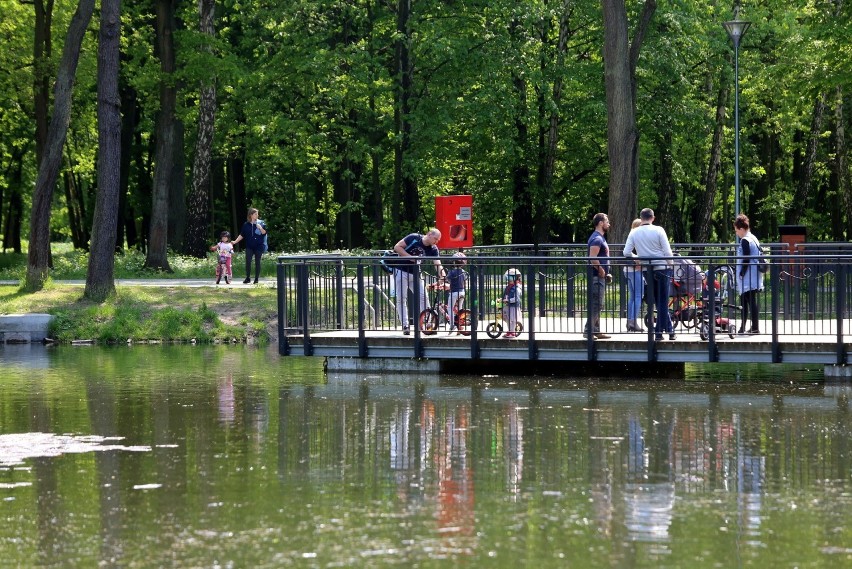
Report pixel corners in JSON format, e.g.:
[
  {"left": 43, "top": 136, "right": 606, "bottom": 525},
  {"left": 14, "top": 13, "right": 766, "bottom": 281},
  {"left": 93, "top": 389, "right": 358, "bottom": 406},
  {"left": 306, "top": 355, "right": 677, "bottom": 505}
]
[
  {"left": 335, "top": 260, "right": 345, "bottom": 329},
  {"left": 706, "top": 265, "right": 718, "bottom": 362},
  {"left": 469, "top": 264, "right": 480, "bottom": 359},
  {"left": 357, "top": 264, "right": 367, "bottom": 358},
  {"left": 771, "top": 258, "right": 781, "bottom": 363},
  {"left": 837, "top": 262, "right": 847, "bottom": 365},
  {"left": 277, "top": 260, "right": 289, "bottom": 356},
  {"left": 566, "top": 262, "right": 576, "bottom": 316},
  {"left": 297, "top": 262, "right": 313, "bottom": 356},
  {"left": 645, "top": 268, "right": 657, "bottom": 363},
  {"left": 413, "top": 263, "right": 423, "bottom": 359},
  {"left": 527, "top": 264, "right": 538, "bottom": 360}
]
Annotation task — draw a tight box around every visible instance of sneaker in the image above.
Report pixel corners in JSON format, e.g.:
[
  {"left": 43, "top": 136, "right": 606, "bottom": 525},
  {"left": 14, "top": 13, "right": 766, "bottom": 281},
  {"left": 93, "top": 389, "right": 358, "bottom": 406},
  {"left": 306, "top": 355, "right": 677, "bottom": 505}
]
[
  {"left": 747, "top": 329, "right": 760, "bottom": 335},
  {"left": 655, "top": 334, "right": 664, "bottom": 342},
  {"left": 594, "top": 333, "right": 611, "bottom": 340},
  {"left": 669, "top": 333, "right": 677, "bottom": 341},
  {"left": 254, "top": 279, "right": 259, "bottom": 284},
  {"left": 402, "top": 327, "right": 410, "bottom": 336},
  {"left": 224, "top": 275, "right": 230, "bottom": 284},
  {"left": 243, "top": 278, "right": 251, "bottom": 284},
  {"left": 216, "top": 276, "right": 221, "bottom": 284},
  {"left": 504, "top": 332, "right": 518, "bottom": 339}
]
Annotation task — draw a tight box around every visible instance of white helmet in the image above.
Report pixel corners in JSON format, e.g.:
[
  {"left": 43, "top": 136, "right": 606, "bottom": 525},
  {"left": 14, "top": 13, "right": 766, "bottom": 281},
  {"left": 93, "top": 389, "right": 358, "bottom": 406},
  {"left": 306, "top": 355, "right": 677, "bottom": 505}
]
[
  {"left": 504, "top": 268, "right": 521, "bottom": 282},
  {"left": 452, "top": 251, "right": 467, "bottom": 265}
]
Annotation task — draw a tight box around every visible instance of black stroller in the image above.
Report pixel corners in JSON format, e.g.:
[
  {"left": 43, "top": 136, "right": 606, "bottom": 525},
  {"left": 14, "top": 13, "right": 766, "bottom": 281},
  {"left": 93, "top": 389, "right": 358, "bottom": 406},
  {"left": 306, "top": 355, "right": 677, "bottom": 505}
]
[{"left": 698, "top": 266, "right": 739, "bottom": 340}]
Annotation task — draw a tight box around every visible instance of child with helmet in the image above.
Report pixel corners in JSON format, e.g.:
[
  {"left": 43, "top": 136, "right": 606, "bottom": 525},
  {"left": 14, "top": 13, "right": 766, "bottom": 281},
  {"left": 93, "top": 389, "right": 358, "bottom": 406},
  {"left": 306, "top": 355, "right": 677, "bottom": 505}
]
[
  {"left": 502, "top": 268, "right": 523, "bottom": 338},
  {"left": 210, "top": 231, "right": 234, "bottom": 284},
  {"left": 446, "top": 252, "right": 468, "bottom": 333}
]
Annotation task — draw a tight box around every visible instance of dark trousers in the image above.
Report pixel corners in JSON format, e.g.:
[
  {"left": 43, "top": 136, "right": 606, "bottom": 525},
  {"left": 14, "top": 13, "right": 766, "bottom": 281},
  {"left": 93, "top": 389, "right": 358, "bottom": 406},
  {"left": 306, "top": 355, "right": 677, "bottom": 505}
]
[
  {"left": 245, "top": 247, "right": 262, "bottom": 280},
  {"left": 740, "top": 290, "right": 760, "bottom": 332},
  {"left": 645, "top": 268, "right": 673, "bottom": 335}
]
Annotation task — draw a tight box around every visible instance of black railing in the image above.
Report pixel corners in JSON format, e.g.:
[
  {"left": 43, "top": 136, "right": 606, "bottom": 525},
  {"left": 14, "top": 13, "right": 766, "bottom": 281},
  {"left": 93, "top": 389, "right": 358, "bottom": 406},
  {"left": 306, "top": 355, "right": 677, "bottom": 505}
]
[{"left": 277, "top": 250, "right": 852, "bottom": 363}]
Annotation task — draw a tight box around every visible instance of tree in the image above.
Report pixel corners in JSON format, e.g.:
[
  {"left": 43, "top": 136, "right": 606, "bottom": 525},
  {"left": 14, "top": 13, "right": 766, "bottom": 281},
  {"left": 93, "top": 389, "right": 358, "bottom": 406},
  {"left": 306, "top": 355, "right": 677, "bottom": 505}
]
[
  {"left": 144, "top": 0, "right": 178, "bottom": 271},
  {"left": 600, "top": 0, "right": 655, "bottom": 244},
  {"left": 85, "top": 0, "right": 122, "bottom": 302},
  {"left": 184, "top": 0, "right": 218, "bottom": 257},
  {"left": 25, "top": 0, "right": 96, "bottom": 291}
]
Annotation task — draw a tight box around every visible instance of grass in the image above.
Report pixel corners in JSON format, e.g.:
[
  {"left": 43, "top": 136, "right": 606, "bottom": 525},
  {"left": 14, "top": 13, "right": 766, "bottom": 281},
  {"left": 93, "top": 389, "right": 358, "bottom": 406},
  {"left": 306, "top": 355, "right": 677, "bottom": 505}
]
[
  {"left": 0, "top": 244, "right": 282, "bottom": 344},
  {"left": 0, "top": 283, "right": 278, "bottom": 345}
]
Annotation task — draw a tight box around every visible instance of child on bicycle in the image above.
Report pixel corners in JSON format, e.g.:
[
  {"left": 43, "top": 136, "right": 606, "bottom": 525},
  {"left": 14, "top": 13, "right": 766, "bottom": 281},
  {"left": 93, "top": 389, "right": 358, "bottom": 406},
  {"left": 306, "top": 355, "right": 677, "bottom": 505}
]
[
  {"left": 210, "top": 231, "right": 234, "bottom": 284},
  {"left": 502, "top": 268, "right": 523, "bottom": 338},
  {"left": 446, "top": 252, "right": 468, "bottom": 333}
]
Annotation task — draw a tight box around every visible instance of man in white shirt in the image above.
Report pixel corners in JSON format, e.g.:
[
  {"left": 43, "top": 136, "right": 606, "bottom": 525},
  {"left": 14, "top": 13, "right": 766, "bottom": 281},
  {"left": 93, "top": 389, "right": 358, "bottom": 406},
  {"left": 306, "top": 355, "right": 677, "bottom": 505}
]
[{"left": 623, "top": 208, "right": 675, "bottom": 341}]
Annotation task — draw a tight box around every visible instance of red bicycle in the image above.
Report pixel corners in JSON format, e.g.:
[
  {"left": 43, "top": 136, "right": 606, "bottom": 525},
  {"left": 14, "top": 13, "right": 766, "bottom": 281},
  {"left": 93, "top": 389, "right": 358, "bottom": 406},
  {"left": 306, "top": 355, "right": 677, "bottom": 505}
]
[{"left": 419, "top": 281, "right": 472, "bottom": 336}]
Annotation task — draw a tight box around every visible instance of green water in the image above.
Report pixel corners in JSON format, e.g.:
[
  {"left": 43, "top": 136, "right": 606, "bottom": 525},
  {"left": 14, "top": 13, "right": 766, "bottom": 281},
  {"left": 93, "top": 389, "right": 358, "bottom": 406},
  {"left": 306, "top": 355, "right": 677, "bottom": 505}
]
[{"left": 0, "top": 345, "right": 850, "bottom": 568}]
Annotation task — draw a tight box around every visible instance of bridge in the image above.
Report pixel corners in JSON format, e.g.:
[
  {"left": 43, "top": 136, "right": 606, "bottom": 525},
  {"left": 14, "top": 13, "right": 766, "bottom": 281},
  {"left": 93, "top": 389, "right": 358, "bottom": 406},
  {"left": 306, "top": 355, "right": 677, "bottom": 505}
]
[{"left": 274, "top": 244, "right": 852, "bottom": 377}]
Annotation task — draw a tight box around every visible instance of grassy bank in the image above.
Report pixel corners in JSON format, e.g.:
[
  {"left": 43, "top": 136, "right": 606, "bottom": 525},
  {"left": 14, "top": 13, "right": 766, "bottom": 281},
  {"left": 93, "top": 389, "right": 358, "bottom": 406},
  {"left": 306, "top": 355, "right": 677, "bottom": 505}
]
[{"left": 0, "top": 284, "right": 278, "bottom": 344}]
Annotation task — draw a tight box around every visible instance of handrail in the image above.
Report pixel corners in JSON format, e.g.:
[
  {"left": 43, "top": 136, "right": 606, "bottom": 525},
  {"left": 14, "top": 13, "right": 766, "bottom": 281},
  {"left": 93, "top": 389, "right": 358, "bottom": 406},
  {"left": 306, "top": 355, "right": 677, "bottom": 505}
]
[{"left": 277, "top": 251, "right": 852, "bottom": 363}]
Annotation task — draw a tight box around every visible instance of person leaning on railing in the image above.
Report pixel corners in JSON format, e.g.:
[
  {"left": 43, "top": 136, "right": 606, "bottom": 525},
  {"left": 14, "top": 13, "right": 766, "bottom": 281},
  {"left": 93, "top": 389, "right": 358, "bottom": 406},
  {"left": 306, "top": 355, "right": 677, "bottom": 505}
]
[
  {"left": 623, "top": 208, "right": 675, "bottom": 342},
  {"left": 734, "top": 214, "right": 764, "bottom": 335},
  {"left": 391, "top": 228, "right": 445, "bottom": 335}
]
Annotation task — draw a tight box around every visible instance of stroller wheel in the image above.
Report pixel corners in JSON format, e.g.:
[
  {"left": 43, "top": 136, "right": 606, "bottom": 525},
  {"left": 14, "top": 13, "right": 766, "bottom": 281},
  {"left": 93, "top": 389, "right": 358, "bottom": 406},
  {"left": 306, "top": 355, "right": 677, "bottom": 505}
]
[
  {"left": 485, "top": 322, "right": 502, "bottom": 339},
  {"left": 728, "top": 323, "right": 737, "bottom": 339},
  {"left": 515, "top": 322, "right": 524, "bottom": 334},
  {"left": 699, "top": 322, "right": 710, "bottom": 341}
]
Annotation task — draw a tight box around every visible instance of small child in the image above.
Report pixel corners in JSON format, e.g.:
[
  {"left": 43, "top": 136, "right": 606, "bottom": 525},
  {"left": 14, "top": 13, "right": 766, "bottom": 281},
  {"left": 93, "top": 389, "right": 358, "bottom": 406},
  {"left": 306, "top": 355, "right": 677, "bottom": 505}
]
[
  {"left": 210, "top": 231, "right": 234, "bottom": 284},
  {"left": 446, "top": 252, "right": 467, "bottom": 333},
  {"left": 502, "top": 268, "right": 522, "bottom": 338}
]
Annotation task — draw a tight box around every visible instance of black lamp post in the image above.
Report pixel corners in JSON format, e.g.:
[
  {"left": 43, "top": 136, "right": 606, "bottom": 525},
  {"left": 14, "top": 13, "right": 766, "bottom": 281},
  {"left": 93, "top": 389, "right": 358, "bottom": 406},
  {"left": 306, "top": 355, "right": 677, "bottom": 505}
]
[{"left": 723, "top": 8, "right": 751, "bottom": 220}]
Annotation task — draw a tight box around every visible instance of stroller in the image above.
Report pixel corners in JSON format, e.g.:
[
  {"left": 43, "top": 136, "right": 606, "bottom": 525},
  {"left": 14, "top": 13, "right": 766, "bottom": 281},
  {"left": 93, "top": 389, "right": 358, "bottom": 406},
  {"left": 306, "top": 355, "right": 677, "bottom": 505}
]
[{"left": 698, "top": 265, "right": 739, "bottom": 340}]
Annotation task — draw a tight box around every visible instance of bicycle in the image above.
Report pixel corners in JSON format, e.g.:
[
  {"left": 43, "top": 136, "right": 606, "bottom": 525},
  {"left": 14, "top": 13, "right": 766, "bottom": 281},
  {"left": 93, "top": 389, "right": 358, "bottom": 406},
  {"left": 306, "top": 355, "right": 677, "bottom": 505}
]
[
  {"left": 485, "top": 298, "right": 524, "bottom": 339},
  {"left": 419, "top": 281, "right": 472, "bottom": 335},
  {"left": 215, "top": 254, "right": 231, "bottom": 285}
]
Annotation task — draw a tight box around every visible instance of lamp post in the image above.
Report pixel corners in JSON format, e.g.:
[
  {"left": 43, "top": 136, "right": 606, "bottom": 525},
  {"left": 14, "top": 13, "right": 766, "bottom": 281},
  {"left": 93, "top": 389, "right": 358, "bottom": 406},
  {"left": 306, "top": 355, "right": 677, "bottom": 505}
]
[{"left": 723, "top": 8, "right": 751, "bottom": 220}]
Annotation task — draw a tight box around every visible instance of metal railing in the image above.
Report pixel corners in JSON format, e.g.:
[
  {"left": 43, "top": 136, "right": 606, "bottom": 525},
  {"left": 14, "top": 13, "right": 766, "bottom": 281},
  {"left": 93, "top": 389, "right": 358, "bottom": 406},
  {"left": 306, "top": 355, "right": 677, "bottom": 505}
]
[{"left": 276, "top": 249, "right": 852, "bottom": 363}]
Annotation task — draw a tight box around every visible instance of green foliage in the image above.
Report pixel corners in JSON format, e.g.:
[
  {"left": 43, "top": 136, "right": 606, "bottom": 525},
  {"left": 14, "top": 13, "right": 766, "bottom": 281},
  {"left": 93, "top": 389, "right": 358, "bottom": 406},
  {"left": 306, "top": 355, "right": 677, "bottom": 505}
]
[{"left": 0, "top": 0, "right": 849, "bottom": 258}]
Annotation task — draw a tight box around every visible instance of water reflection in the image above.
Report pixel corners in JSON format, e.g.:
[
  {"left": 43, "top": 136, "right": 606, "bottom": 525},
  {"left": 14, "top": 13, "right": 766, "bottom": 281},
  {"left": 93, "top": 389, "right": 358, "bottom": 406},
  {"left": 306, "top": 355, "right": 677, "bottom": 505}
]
[{"left": 1, "top": 345, "right": 851, "bottom": 567}]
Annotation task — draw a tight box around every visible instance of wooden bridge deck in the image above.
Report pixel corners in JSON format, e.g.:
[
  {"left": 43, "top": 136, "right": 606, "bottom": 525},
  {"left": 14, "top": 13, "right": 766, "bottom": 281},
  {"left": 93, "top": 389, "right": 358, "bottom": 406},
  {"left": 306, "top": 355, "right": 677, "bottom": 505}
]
[{"left": 282, "top": 317, "right": 851, "bottom": 367}]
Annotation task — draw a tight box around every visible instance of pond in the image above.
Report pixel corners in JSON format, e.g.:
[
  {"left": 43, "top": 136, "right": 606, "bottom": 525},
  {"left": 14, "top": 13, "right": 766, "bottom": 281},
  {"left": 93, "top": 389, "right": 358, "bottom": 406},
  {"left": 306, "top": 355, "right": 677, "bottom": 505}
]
[{"left": 1, "top": 345, "right": 851, "bottom": 568}]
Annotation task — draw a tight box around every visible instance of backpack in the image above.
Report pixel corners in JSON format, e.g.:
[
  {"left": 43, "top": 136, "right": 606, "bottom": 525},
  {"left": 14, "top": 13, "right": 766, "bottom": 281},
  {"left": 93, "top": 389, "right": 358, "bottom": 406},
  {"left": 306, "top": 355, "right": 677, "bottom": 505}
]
[
  {"left": 256, "top": 220, "right": 269, "bottom": 253},
  {"left": 379, "top": 238, "right": 421, "bottom": 274},
  {"left": 745, "top": 235, "right": 768, "bottom": 274}
]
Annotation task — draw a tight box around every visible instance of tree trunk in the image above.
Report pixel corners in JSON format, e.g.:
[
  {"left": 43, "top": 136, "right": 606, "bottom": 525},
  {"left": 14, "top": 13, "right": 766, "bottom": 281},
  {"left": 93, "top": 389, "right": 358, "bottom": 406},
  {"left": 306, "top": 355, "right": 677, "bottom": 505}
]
[
  {"left": 509, "top": 19, "right": 532, "bottom": 244},
  {"left": 656, "top": 132, "right": 680, "bottom": 240},
  {"left": 786, "top": 94, "right": 826, "bottom": 225},
  {"left": 62, "top": 168, "right": 86, "bottom": 249},
  {"left": 835, "top": 86, "right": 850, "bottom": 240},
  {"left": 693, "top": 82, "right": 727, "bottom": 245},
  {"left": 393, "top": 0, "right": 418, "bottom": 231},
  {"left": 512, "top": 69, "right": 533, "bottom": 243},
  {"left": 25, "top": 0, "right": 96, "bottom": 291},
  {"left": 145, "top": 0, "right": 178, "bottom": 271},
  {"left": 600, "top": 0, "right": 656, "bottom": 244},
  {"left": 534, "top": 0, "right": 571, "bottom": 245},
  {"left": 168, "top": 119, "right": 187, "bottom": 250},
  {"left": 85, "top": 0, "right": 122, "bottom": 302},
  {"left": 3, "top": 147, "right": 25, "bottom": 253},
  {"left": 118, "top": 82, "right": 139, "bottom": 251},
  {"left": 33, "top": 0, "right": 54, "bottom": 166},
  {"left": 227, "top": 151, "right": 246, "bottom": 238},
  {"left": 185, "top": 0, "right": 217, "bottom": 258}
]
